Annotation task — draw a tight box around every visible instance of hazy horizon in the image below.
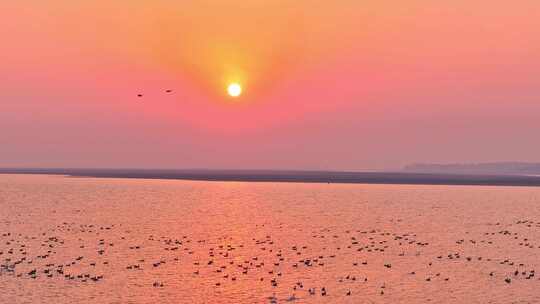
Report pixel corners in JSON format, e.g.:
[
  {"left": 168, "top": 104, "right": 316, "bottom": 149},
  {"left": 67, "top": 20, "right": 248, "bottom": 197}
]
[
  {"left": 3, "top": 161, "right": 540, "bottom": 173},
  {"left": 2, "top": 1, "right": 540, "bottom": 170}
]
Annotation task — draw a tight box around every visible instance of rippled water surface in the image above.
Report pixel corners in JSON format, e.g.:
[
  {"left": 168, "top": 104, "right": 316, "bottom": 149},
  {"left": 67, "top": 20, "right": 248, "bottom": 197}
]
[{"left": 2, "top": 174, "right": 540, "bottom": 303}]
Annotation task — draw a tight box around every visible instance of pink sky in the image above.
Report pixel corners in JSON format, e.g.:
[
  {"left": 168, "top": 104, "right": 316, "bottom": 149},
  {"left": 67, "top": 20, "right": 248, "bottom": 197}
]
[{"left": 1, "top": 1, "right": 540, "bottom": 170}]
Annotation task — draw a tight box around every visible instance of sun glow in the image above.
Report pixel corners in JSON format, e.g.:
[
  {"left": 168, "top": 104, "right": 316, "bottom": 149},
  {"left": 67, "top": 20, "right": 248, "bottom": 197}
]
[{"left": 227, "top": 83, "right": 242, "bottom": 97}]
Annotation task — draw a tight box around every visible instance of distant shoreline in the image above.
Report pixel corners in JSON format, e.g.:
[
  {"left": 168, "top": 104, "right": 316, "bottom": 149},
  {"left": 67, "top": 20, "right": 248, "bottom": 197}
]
[
  {"left": 404, "top": 162, "right": 540, "bottom": 176},
  {"left": 2, "top": 168, "right": 540, "bottom": 187}
]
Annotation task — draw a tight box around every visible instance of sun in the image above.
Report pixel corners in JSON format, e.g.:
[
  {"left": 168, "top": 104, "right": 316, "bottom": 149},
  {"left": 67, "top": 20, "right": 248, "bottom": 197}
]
[{"left": 227, "top": 83, "right": 242, "bottom": 97}]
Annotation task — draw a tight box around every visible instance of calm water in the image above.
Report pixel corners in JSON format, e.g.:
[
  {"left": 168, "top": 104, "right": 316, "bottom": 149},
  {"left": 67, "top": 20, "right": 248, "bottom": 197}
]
[{"left": 1, "top": 174, "right": 540, "bottom": 303}]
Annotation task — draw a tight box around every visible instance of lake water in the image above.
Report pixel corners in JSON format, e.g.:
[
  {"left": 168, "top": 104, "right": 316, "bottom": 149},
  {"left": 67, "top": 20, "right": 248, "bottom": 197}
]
[{"left": 1, "top": 174, "right": 540, "bottom": 303}]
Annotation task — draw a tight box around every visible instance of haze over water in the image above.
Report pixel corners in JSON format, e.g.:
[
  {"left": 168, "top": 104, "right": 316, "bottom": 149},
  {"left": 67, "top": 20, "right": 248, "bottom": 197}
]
[{"left": 2, "top": 174, "right": 540, "bottom": 303}]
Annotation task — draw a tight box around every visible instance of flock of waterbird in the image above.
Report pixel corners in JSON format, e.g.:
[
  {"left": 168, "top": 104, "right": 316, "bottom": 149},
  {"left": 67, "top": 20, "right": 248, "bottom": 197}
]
[{"left": 2, "top": 217, "right": 540, "bottom": 302}]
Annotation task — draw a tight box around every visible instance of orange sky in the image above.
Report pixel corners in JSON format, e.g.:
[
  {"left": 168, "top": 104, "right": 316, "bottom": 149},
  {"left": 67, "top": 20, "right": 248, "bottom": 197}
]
[{"left": 1, "top": 1, "right": 540, "bottom": 170}]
